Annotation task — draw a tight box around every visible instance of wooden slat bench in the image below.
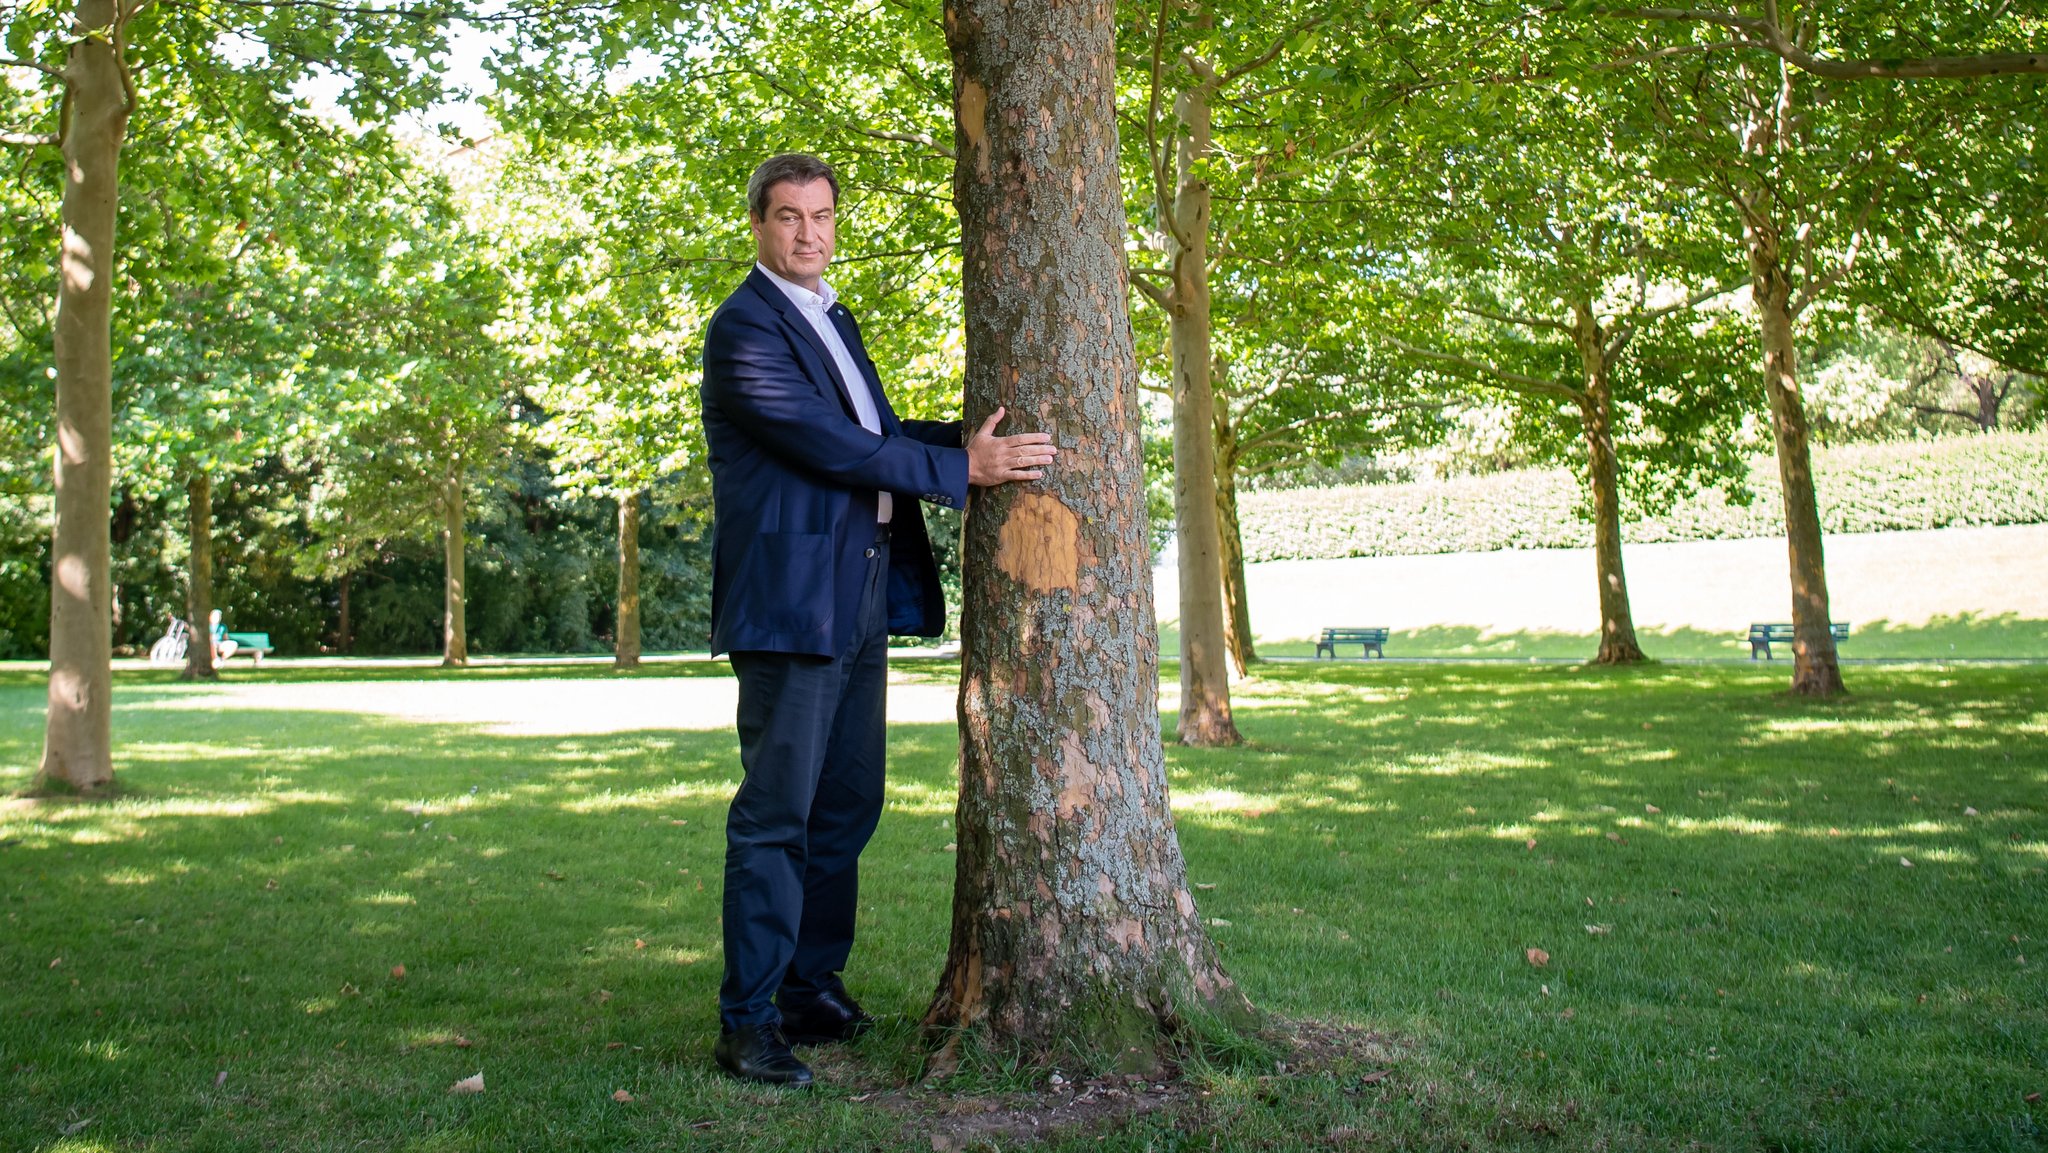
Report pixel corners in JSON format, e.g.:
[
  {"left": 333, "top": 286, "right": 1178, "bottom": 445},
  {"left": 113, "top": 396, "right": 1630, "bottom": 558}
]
[
  {"left": 1746, "top": 622, "right": 1848, "bottom": 660},
  {"left": 223, "top": 631, "right": 275, "bottom": 665},
  {"left": 1316, "top": 627, "right": 1389, "bottom": 659}
]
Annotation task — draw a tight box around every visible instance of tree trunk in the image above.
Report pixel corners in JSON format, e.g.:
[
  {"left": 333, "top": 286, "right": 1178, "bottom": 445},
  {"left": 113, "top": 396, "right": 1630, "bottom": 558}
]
[
  {"left": 338, "top": 571, "right": 352, "bottom": 654},
  {"left": 930, "top": 0, "right": 1249, "bottom": 1069},
  {"left": 1572, "top": 315, "right": 1645, "bottom": 665},
  {"left": 1165, "top": 80, "right": 1240, "bottom": 746},
  {"left": 181, "top": 472, "right": 217, "bottom": 681},
  {"left": 615, "top": 490, "right": 642, "bottom": 670},
  {"left": 441, "top": 476, "right": 467, "bottom": 667},
  {"left": 1748, "top": 224, "right": 1844, "bottom": 696},
  {"left": 1213, "top": 399, "right": 1255, "bottom": 676},
  {"left": 38, "top": 0, "right": 130, "bottom": 792}
]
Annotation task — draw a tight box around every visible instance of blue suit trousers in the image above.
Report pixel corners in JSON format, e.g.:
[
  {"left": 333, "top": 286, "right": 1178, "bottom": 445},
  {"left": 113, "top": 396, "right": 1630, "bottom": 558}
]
[{"left": 719, "top": 538, "right": 891, "bottom": 1031}]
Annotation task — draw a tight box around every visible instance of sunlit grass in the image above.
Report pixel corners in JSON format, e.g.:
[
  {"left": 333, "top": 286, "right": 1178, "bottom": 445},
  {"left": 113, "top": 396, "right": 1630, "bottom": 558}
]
[{"left": 0, "top": 661, "right": 2043, "bottom": 1150}]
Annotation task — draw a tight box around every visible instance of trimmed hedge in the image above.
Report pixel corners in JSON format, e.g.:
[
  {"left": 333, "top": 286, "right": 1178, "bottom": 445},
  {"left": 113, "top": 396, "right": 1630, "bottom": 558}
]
[{"left": 1237, "top": 431, "right": 2048, "bottom": 562}]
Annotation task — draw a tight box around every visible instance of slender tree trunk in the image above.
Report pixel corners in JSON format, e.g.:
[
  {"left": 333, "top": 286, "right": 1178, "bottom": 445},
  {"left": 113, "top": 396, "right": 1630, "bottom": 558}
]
[
  {"left": 1213, "top": 400, "right": 1255, "bottom": 676},
  {"left": 1165, "top": 82, "right": 1240, "bottom": 746},
  {"left": 338, "top": 571, "right": 352, "bottom": 654},
  {"left": 615, "top": 491, "right": 642, "bottom": 670},
  {"left": 181, "top": 472, "right": 217, "bottom": 681},
  {"left": 930, "top": 0, "right": 1248, "bottom": 1069},
  {"left": 1748, "top": 224, "right": 1844, "bottom": 696},
  {"left": 1572, "top": 315, "right": 1645, "bottom": 665},
  {"left": 39, "top": 0, "right": 130, "bottom": 792},
  {"left": 441, "top": 476, "right": 467, "bottom": 667}
]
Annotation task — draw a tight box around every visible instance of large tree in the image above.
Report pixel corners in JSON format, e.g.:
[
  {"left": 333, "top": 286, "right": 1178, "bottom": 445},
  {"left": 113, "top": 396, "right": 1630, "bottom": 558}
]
[
  {"left": 489, "top": 144, "right": 710, "bottom": 669},
  {"left": 1591, "top": 26, "right": 1915, "bottom": 694},
  {"left": 927, "top": 0, "right": 1248, "bottom": 1068},
  {"left": 1365, "top": 82, "right": 1749, "bottom": 664},
  {"left": 3, "top": 0, "right": 458, "bottom": 789}
]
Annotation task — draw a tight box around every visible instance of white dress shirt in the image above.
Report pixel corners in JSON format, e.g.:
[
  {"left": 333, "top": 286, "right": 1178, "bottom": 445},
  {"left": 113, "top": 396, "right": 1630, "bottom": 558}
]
[{"left": 757, "top": 263, "right": 891, "bottom": 524}]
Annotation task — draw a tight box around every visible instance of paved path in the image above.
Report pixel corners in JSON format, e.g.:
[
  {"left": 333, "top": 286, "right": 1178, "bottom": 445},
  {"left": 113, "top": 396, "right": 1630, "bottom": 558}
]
[
  {"left": 1158, "top": 523, "right": 2048, "bottom": 641},
  {"left": 123, "top": 670, "right": 962, "bottom": 739}
]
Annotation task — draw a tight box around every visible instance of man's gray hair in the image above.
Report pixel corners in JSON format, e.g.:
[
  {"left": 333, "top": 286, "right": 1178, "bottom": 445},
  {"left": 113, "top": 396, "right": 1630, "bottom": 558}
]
[{"left": 747, "top": 153, "right": 840, "bottom": 219}]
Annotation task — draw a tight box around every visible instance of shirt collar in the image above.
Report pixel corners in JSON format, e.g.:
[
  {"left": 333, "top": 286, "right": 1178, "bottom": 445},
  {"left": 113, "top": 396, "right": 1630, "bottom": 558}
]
[{"left": 756, "top": 262, "right": 837, "bottom": 313}]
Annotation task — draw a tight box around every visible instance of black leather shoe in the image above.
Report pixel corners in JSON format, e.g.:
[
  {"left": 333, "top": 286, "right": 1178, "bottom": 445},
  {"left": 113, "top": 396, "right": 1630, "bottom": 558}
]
[
  {"left": 778, "top": 986, "right": 877, "bottom": 1045},
  {"left": 714, "top": 1021, "right": 813, "bottom": 1086}
]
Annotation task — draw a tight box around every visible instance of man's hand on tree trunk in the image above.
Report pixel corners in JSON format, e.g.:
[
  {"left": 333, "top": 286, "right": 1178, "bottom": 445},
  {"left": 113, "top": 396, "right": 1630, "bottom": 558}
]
[{"left": 968, "top": 406, "right": 1057, "bottom": 486}]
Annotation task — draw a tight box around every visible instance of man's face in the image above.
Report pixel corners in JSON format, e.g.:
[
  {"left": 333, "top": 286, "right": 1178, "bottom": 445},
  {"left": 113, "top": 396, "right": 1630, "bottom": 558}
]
[{"left": 751, "top": 178, "right": 836, "bottom": 291}]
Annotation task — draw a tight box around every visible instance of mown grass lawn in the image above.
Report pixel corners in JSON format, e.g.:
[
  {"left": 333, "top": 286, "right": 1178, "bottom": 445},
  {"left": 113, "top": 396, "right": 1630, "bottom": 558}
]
[{"left": 2, "top": 661, "right": 2043, "bottom": 1151}]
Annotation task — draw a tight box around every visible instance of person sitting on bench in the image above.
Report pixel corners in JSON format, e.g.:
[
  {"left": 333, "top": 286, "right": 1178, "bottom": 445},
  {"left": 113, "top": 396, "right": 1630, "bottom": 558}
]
[{"left": 210, "top": 609, "right": 240, "bottom": 662}]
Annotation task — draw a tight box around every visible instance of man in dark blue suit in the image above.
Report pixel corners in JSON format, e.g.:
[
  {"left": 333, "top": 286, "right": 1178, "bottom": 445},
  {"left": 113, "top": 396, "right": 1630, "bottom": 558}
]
[{"left": 700, "top": 153, "right": 1055, "bottom": 1086}]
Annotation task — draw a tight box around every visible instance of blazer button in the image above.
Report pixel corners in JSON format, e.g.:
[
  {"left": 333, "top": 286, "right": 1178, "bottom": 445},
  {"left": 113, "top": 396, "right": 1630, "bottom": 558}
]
[{"left": 864, "top": 547, "right": 877, "bottom": 559}]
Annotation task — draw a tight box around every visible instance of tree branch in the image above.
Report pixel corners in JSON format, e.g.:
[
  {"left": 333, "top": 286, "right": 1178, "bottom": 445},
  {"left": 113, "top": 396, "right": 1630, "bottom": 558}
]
[
  {"left": 1217, "top": 13, "right": 1328, "bottom": 91},
  {"left": 1603, "top": 6, "right": 2048, "bottom": 80},
  {"left": 1450, "top": 301, "right": 1574, "bottom": 335},
  {"left": 1384, "top": 336, "right": 1584, "bottom": 402},
  {"left": 1, "top": 57, "right": 67, "bottom": 80}
]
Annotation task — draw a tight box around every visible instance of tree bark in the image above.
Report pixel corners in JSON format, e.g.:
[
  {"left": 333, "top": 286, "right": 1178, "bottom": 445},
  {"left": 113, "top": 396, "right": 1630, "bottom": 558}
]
[
  {"left": 182, "top": 472, "right": 217, "bottom": 681},
  {"left": 930, "top": 0, "right": 1248, "bottom": 1069},
  {"left": 38, "top": 0, "right": 130, "bottom": 792},
  {"left": 1213, "top": 398, "right": 1255, "bottom": 676},
  {"left": 615, "top": 490, "right": 642, "bottom": 670},
  {"left": 1748, "top": 223, "right": 1844, "bottom": 696},
  {"left": 441, "top": 475, "right": 467, "bottom": 667},
  {"left": 338, "top": 570, "right": 352, "bottom": 654},
  {"left": 1165, "top": 80, "right": 1240, "bottom": 745},
  {"left": 1572, "top": 313, "right": 1645, "bottom": 665}
]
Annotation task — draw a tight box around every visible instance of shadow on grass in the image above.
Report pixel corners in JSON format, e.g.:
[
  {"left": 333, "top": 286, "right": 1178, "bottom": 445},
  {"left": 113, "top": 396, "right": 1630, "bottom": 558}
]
[{"left": 0, "top": 663, "right": 2043, "bottom": 1151}]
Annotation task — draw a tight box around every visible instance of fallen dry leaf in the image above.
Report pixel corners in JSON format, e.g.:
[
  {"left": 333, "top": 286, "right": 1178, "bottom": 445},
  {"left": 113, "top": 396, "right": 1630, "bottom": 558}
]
[
  {"left": 48, "top": 957, "right": 60, "bottom": 969},
  {"left": 1964, "top": 806, "right": 1980, "bottom": 817},
  {"left": 1526, "top": 947, "right": 1550, "bottom": 967},
  {"left": 1900, "top": 857, "right": 1914, "bottom": 868},
  {"left": 1196, "top": 883, "right": 1217, "bottom": 890},
  {"left": 1644, "top": 804, "right": 1661, "bottom": 814},
  {"left": 61, "top": 1120, "right": 92, "bottom": 1136},
  {"left": 596, "top": 989, "right": 614, "bottom": 1004},
  {"left": 942, "top": 843, "right": 956, "bottom": 853},
  {"left": 1540, "top": 984, "right": 1552, "bottom": 996},
  {"left": 1584, "top": 924, "right": 1611, "bottom": 936},
  {"left": 1359, "top": 1069, "right": 1392, "bottom": 1085},
  {"left": 1605, "top": 832, "right": 1624, "bottom": 843},
  {"left": 606, "top": 1041, "right": 626, "bottom": 1050},
  {"left": 1208, "top": 918, "right": 1232, "bottom": 927},
  {"left": 633, "top": 939, "right": 647, "bottom": 950},
  {"left": 611, "top": 1089, "right": 633, "bottom": 1103},
  {"left": 2025, "top": 1092, "right": 2041, "bottom": 1103},
  {"left": 449, "top": 1073, "right": 484, "bottom": 1095},
  {"left": 390, "top": 964, "right": 407, "bottom": 980},
  {"left": 214, "top": 1070, "right": 228, "bottom": 1088},
  {"left": 1560, "top": 1007, "right": 1576, "bottom": 1021},
  {"left": 454, "top": 1036, "right": 473, "bottom": 1048},
  {"left": 264, "top": 879, "right": 279, "bottom": 890},
  {"left": 1525, "top": 838, "right": 1537, "bottom": 850}
]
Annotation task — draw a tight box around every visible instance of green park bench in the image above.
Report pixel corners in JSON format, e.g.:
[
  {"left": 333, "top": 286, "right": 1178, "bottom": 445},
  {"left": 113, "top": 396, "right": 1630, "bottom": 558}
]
[
  {"left": 1316, "top": 626, "right": 1389, "bottom": 659},
  {"left": 1746, "top": 621, "right": 1848, "bottom": 660},
  {"left": 223, "top": 631, "right": 275, "bottom": 665}
]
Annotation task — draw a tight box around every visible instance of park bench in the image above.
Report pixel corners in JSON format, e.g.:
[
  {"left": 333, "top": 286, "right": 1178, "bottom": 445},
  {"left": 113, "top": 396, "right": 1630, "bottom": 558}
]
[
  {"left": 1746, "top": 621, "right": 1848, "bottom": 660},
  {"left": 222, "top": 631, "right": 275, "bottom": 665},
  {"left": 1316, "top": 626, "right": 1389, "bottom": 659}
]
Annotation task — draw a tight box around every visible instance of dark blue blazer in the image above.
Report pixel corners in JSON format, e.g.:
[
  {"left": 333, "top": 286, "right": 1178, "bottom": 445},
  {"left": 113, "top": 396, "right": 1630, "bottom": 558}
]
[{"left": 700, "top": 267, "right": 968, "bottom": 658}]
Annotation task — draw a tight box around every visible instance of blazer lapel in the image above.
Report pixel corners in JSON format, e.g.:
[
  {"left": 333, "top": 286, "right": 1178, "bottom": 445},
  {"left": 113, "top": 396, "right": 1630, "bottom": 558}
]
[
  {"left": 744, "top": 267, "right": 861, "bottom": 421},
  {"left": 827, "top": 304, "right": 901, "bottom": 434}
]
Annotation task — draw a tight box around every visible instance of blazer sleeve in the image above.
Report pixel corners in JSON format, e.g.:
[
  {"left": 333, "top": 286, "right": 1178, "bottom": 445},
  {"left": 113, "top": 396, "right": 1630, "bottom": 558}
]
[
  {"left": 900, "top": 418, "right": 964, "bottom": 448},
  {"left": 705, "top": 307, "right": 969, "bottom": 507}
]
